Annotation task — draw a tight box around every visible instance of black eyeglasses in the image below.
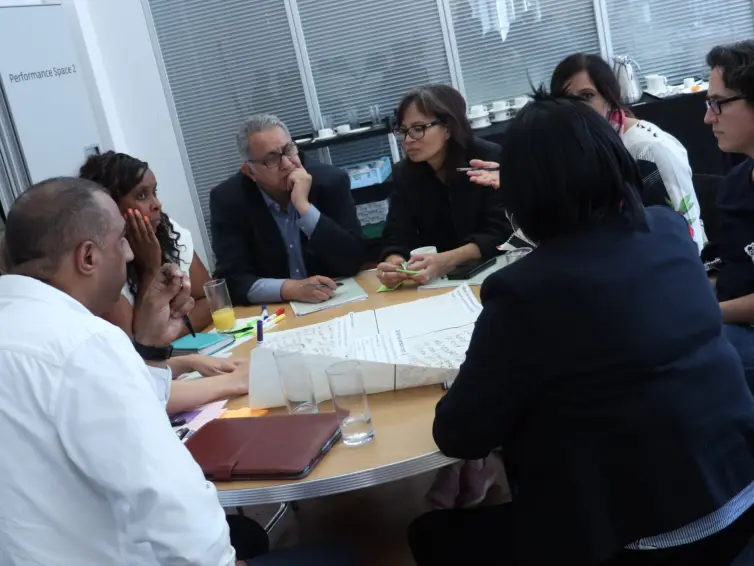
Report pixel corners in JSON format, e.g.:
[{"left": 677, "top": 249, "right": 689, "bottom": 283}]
[
  {"left": 706, "top": 95, "right": 749, "bottom": 115},
  {"left": 248, "top": 142, "right": 299, "bottom": 169},
  {"left": 392, "top": 120, "right": 442, "bottom": 141}
]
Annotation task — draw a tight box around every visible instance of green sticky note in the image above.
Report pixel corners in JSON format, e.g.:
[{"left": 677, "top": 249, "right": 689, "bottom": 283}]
[{"left": 377, "top": 282, "right": 404, "bottom": 292}]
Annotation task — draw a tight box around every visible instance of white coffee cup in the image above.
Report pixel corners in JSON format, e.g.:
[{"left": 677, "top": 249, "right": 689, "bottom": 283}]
[
  {"left": 469, "top": 104, "right": 487, "bottom": 117},
  {"left": 335, "top": 124, "right": 351, "bottom": 135},
  {"left": 683, "top": 77, "right": 696, "bottom": 89},
  {"left": 492, "top": 110, "right": 511, "bottom": 121},
  {"left": 513, "top": 96, "right": 530, "bottom": 108},
  {"left": 491, "top": 100, "right": 509, "bottom": 112},
  {"left": 646, "top": 74, "right": 668, "bottom": 93},
  {"left": 317, "top": 128, "right": 335, "bottom": 138},
  {"left": 411, "top": 246, "right": 438, "bottom": 256}
]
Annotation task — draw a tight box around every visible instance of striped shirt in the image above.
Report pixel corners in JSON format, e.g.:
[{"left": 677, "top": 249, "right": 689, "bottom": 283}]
[{"left": 626, "top": 480, "right": 754, "bottom": 549}]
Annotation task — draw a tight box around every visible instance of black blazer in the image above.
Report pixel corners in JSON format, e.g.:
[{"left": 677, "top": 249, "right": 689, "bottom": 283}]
[
  {"left": 380, "top": 138, "right": 511, "bottom": 261},
  {"left": 434, "top": 206, "right": 754, "bottom": 565},
  {"left": 210, "top": 163, "right": 365, "bottom": 305}
]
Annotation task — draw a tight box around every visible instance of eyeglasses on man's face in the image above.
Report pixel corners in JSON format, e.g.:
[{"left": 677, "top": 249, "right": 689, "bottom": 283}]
[
  {"left": 249, "top": 142, "right": 299, "bottom": 169},
  {"left": 705, "top": 95, "right": 749, "bottom": 116},
  {"left": 392, "top": 119, "right": 442, "bottom": 141}
]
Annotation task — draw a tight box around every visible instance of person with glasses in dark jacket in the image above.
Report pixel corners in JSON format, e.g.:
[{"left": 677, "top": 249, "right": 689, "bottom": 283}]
[
  {"left": 376, "top": 85, "right": 511, "bottom": 289},
  {"left": 377, "top": 85, "right": 512, "bottom": 511},
  {"left": 210, "top": 114, "right": 365, "bottom": 306}
]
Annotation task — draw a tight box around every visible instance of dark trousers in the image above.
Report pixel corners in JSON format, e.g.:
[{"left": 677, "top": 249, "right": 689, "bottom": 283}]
[
  {"left": 408, "top": 502, "right": 754, "bottom": 565},
  {"left": 246, "top": 542, "right": 362, "bottom": 565}
]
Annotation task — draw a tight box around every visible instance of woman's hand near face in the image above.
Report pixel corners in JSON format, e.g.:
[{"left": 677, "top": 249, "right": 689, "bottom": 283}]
[
  {"left": 125, "top": 208, "right": 162, "bottom": 275},
  {"left": 466, "top": 159, "right": 500, "bottom": 190}
]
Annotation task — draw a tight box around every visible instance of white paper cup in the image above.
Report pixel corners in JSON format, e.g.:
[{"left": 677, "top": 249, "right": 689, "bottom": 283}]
[
  {"left": 411, "top": 246, "right": 438, "bottom": 256},
  {"left": 317, "top": 128, "right": 335, "bottom": 138},
  {"left": 683, "top": 77, "right": 696, "bottom": 89},
  {"left": 335, "top": 124, "right": 351, "bottom": 134}
]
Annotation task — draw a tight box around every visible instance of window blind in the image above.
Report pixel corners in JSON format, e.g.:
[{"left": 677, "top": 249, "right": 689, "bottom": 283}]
[
  {"left": 450, "top": 0, "right": 601, "bottom": 105},
  {"left": 606, "top": 0, "right": 754, "bottom": 85},
  {"left": 147, "top": 0, "right": 311, "bottom": 234},
  {"left": 295, "top": 0, "right": 451, "bottom": 165}
]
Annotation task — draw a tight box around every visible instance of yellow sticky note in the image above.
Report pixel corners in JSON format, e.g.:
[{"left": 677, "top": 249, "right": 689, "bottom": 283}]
[{"left": 220, "top": 408, "right": 268, "bottom": 418}]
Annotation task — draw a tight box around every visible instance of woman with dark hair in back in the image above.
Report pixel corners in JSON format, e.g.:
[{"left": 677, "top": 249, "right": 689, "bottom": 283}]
[
  {"left": 376, "top": 84, "right": 511, "bottom": 288},
  {"left": 550, "top": 53, "right": 707, "bottom": 251},
  {"left": 376, "top": 84, "right": 511, "bottom": 510},
  {"left": 408, "top": 90, "right": 754, "bottom": 565}
]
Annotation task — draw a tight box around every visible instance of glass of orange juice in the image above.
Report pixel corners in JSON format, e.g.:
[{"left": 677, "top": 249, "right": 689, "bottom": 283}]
[{"left": 202, "top": 279, "right": 236, "bottom": 331}]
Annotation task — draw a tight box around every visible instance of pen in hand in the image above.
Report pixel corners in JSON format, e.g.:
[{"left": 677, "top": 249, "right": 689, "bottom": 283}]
[
  {"left": 166, "top": 265, "right": 196, "bottom": 338},
  {"left": 456, "top": 166, "right": 500, "bottom": 172},
  {"left": 304, "top": 282, "right": 344, "bottom": 288}
]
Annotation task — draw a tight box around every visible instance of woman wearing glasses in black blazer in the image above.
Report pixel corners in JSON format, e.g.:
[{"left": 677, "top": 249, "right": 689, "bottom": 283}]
[
  {"left": 377, "top": 85, "right": 511, "bottom": 510},
  {"left": 377, "top": 85, "right": 511, "bottom": 289}
]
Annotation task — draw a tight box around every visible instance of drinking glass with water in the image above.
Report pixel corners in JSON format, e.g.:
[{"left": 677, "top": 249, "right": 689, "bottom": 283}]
[
  {"left": 325, "top": 360, "right": 375, "bottom": 446},
  {"left": 273, "top": 344, "right": 318, "bottom": 415}
]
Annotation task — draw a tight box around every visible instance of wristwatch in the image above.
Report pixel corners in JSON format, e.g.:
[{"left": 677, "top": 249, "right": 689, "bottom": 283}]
[{"left": 132, "top": 340, "right": 173, "bottom": 361}]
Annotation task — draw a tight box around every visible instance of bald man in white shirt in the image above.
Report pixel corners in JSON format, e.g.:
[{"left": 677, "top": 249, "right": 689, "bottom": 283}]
[{"left": 0, "top": 178, "right": 359, "bottom": 566}]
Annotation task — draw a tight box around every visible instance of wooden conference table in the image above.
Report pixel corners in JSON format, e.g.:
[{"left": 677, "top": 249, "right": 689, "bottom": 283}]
[{"left": 212, "top": 270, "right": 472, "bottom": 508}]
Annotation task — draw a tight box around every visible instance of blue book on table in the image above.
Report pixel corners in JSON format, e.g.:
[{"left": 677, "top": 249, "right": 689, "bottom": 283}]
[{"left": 171, "top": 333, "right": 235, "bottom": 356}]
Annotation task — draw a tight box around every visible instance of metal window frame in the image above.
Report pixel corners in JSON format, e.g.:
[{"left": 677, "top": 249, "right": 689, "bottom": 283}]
[
  {"left": 140, "top": 0, "right": 214, "bottom": 269},
  {"left": 437, "top": 0, "right": 466, "bottom": 98},
  {"left": 285, "top": 0, "right": 331, "bottom": 164},
  {"left": 593, "top": 0, "right": 613, "bottom": 61}
]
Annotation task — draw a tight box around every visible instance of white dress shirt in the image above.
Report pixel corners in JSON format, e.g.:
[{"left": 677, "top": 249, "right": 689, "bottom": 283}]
[{"left": 0, "top": 275, "right": 236, "bottom": 566}]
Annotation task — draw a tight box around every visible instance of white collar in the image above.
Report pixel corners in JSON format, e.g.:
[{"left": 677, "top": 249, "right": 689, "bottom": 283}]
[{"left": 0, "top": 274, "right": 93, "bottom": 317}]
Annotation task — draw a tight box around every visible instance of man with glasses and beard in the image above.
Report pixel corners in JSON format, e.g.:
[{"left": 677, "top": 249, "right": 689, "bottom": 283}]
[{"left": 210, "top": 114, "right": 365, "bottom": 305}]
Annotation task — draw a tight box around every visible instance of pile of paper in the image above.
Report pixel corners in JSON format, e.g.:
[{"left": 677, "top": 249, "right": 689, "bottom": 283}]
[{"left": 248, "top": 285, "right": 482, "bottom": 409}]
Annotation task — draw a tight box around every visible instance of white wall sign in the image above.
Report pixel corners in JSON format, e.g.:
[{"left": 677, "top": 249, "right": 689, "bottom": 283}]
[{"left": 0, "top": 4, "right": 101, "bottom": 182}]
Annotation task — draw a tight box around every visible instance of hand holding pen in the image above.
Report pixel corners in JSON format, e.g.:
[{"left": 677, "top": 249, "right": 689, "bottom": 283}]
[
  {"left": 133, "top": 264, "right": 195, "bottom": 347},
  {"left": 462, "top": 159, "right": 500, "bottom": 190}
]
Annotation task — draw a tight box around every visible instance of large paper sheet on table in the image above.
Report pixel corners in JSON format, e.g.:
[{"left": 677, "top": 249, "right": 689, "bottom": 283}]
[
  {"left": 248, "top": 285, "right": 481, "bottom": 409},
  {"left": 375, "top": 284, "right": 482, "bottom": 338},
  {"left": 289, "top": 277, "right": 368, "bottom": 316}
]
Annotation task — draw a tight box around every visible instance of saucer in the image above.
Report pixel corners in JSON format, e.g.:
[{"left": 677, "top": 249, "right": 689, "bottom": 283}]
[
  {"left": 294, "top": 137, "right": 312, "bottom": 144},
  {"left": 315, "top": 133, "right": 337, "bottom": 140},
  {"left": 490, "top": 113, "right": 511, "bottom": 123},
  {"left": 468, "top": 112, "right": 489, "bottom": 120}
]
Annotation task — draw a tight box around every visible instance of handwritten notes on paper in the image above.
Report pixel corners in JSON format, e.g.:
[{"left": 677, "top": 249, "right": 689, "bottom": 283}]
[
  {"left": 406, "top": 325, "right": 474, "bottom": 369},
  {"left": 347, "top": 330, "right": 409, "bottom": 364},
  {"left": 249, "top": 285, "right": 485, "bottom": 408}
]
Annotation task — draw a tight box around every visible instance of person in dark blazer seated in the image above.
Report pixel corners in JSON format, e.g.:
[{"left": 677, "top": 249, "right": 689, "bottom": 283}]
[
  {"left": 210, "top": 114, "right": 364, "bottom": 305},
  {"left": 408, "top": 91, "right": 754, "bottom": 566},
  {"left": 376, "top": 84, "right": 511, "bottom": 289}
]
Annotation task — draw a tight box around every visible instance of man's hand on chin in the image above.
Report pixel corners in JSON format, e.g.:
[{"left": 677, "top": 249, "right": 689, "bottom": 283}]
[{"left": 287, "top": 167, "right": 313, "bottom": 215}]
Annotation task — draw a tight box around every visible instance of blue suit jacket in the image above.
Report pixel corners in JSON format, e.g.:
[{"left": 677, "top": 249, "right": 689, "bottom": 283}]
[{"left": 435, "top": 206, "right": 754, "bottom": 565}]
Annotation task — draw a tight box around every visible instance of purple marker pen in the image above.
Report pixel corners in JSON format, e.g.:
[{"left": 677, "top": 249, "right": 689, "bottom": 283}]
[{"left": 256, "top": 318, "right": 264, "bottom": 345}]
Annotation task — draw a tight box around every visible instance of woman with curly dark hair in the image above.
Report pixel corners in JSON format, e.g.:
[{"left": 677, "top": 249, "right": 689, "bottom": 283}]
[{"left": 80, "top": 152, "right": 234, "bottom": 378}]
